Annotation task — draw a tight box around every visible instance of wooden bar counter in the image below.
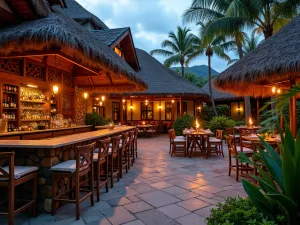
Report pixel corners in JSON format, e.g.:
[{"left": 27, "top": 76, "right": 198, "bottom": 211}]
[{"left": 0, "top": 126, "right": 135, "bottom": 212}]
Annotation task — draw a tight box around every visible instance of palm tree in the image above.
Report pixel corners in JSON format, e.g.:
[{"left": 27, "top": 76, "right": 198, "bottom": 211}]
[
  {"left": 186, "top": 22, "right": 232, "bottom": 116},
  {"left": 150, "top": 26, "right": 197, "bottom": 77},
  {"left": 228, "top": 32, "right": 262, "bottom": 65}
]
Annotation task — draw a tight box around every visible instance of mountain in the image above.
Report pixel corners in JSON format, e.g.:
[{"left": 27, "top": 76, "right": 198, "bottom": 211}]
[{"left": 171, "top": 65, "right": 219, "bottom": 78}]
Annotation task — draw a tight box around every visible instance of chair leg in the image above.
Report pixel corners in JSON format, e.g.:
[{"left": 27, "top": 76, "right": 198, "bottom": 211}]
[
  {"left": 116, "top": 157, "right": 120, "bottom": 182},
  {"left": 32, "top": 174, "right": 38, "bottom": 217},
  {"left": 75, "top": 175, "right": 80, "bottom": 220},
  {"left": 236, "top": 159, "right": 239, "bottom": 182},
  {"left": 96, "top": 165, "right": 100, "bottom": 202},
  {"left": 110, "top": 157, "right": 114, "bottom": 188},
  {"left": 105, "top": 161, "right": 109, "bottom": 192},
  {"left": 119, "top": 150, "right": 123, "bottom": 179},
  {"left": 221, "top": 143, "right": 224, "bottom": 157},
  {"left": 8, "top": 181, "right": 15, "bottom": 225},
  {"left": 228, "top": 155, "right": 232, "bottom": 176}
]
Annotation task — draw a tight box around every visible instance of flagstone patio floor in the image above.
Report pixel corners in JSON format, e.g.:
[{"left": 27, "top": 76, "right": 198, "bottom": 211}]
[{"left": 1, "top": 135, "right": 247, "bottom": 225}]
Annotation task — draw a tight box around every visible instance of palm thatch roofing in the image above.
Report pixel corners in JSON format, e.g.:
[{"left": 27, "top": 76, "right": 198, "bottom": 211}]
[
  {"left": 111, "top": 48, "right": 208, "bottom": 98},
  {"left": 0, "top": 10, "right": 147, "bottom": 90},
  {"left": 215, "top": 15, "right": 300, "bottom": 97},
  {"left": 90, "top": 28, "right": 129, "bottom": 47},
  {"left": 53, "top": 0, "right": 108, "bottom": 29},
  {"left": 202, "top": 79, "right": 242, "bottom": 101}
]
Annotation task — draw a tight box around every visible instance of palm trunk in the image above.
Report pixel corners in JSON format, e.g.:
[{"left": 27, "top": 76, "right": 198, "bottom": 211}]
[
  {"left": 208, "top": 55, "right": 217, "bottom": 116},
  {"left": 263, "top": 27, "right": 273, "bottom": 39},
  {"left": 235, "top": 34, "right": 251, "bottom": 124},
  {"left": 180, "top": 58, "right": 184, "bottom": 77}
]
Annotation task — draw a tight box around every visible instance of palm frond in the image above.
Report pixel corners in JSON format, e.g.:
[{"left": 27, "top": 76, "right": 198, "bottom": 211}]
[
  {"left": 164, "top": 54, "right": 181, "bottom": 68},
  {"left": 150, "top": 49, "right": 174, "bottom": 57}
]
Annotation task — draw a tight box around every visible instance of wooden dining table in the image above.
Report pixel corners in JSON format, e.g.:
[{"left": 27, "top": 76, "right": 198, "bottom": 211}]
[
  {"left": 182, "top": 130, "right": 214, "bottom": 158},
  {"left": 241, "top": 135, "right": 281, "bottom": 144},
  {"left": 137, "top": 124, "right": 153, "bottom": 137}
]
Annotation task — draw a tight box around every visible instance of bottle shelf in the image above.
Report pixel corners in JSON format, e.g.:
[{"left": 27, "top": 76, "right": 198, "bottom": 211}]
[
  {"left": 21, "top": 107, "right": 47, "bottom": 111},
  {"left": 2, "top": 108, "right": 18, "bottom": 110},
  {"left": 21, "top": 119, "right": 50, "bottom": 122},
  {"left": 3, "top": 91, "right": 18, "bottom": 95},
  {"left": 8, "top": 119, "right": 17, "bottom": 122},
  {"left": 20, "top": 100, "right": 47, "bottom": 104}
]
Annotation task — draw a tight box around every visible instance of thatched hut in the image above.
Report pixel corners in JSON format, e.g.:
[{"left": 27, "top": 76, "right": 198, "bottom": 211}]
[{"left": 215, "top": 15, "right": 300, "bottom": 135}]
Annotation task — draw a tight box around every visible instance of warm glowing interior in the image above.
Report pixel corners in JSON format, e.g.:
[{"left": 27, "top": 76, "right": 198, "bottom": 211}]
[{"left": 114, "top": 47, "right": 122, "bottom": 57}]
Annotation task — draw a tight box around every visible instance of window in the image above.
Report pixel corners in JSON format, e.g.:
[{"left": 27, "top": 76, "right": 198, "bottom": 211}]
[
  {"left": 141, "top": 102, "right": 153, "bottom": 120},
  {"left": 114, "top": 47, "right": 122, "bottom": 57},
  {"left": 165, "top": 102, "right": 173, "bottom": 120},
  {"left": 177, "top": 102, "right": 188, "bottom": 117},
  {"left": 112, "top": 102, "right": 120, "bottom": 122}
]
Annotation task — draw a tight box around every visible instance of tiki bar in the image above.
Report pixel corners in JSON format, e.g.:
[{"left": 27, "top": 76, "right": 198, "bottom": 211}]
[{"left": 0, "top": 0, "right": 147, "bottom": 223}]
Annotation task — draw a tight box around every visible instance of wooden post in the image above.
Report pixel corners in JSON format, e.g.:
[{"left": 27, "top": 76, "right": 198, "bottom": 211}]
[
  {"left": 290, "top": 78, "right": 297, "bottom": 137},
  {"left": 180, "top": 96, "right": 183, "bottom": 117},
  {"left": 256, "top": 98, "right": 260, "bottom": 122}
]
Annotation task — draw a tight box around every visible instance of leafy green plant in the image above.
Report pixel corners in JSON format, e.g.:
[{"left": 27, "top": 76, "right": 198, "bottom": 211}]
[
  {"left": 172, "top": 114, "right": 195, "bottom": 135},
  {"left": 237, "top": 125, "right": 300, "bottom": 224},
  {"left": 199, "top": 105, "right": 214, "bottom": 122},
  {"left": 85, "top": 112, "right": 108, "bottom": 127},
  {"left": 216, "top": 104, "right": 231, "bottom": 117},
  {"left": 207, "top": 197, "right": 281, "bottom": 225},
  {"left": 235, "top": 120, "right": 245, "bottom": 126},
  {"left": 207, "top": 116, "right": 235, "bottom": 134}
]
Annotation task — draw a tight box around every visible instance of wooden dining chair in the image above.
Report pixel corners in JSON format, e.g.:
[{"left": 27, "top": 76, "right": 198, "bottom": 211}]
[
  {"left": 108, "top": 136, "right": 121, "bottom": 188},
  {"left": 128, "top": 131, "right": 135, "bottom": 168},
  {"left": 0, "top": 152, "right": 38, "bottom": 225},
  {"left": 225, "top": 127, "right": 239, "bottom": 144},
  {"left": 93, "top": 138, "right": 110, "bottom": 202},
  {"left": 119, "top": 132, "right": 129, "bottom": 178},
  {"left": 51, "top": 142, "right": 95, "bottom": 220},
  {"left": 168, "top": 129, "right": 187, "bottom": 157},
  {"left": 226, "top": 135, "right": 253, "bottom": 181},
  {"left": 133, "top": 128, "right": 139, "bottom": 159},
  {"left": 207, "top": 130, "right": 224, "bottom": 157},
  {"left": 239, "top": 128, "right": 255, "bottom": 150}
]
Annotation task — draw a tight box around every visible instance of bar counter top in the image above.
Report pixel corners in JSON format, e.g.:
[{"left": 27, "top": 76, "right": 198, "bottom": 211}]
[
  {"left": 0, "top": 125, "right": 93, "bottom": 137},
  {"left": 0, "top": 126, "right": 134, "bottom": 148}
]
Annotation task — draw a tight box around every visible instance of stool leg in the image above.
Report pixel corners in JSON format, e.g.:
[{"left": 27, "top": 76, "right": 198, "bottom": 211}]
[
  {"left": 90, "top": 170, "right": 94, "bottom": 206},
  {"left": 32, "top": 174, "right": 38, "bottom": 217},
  {"left": 75, "top": 175, "right": 80, "bottom": 220},
  {"left": 105, "top": 160, "right": 109, "bottom": 192},
  {"left": 8, "top": 182, "right": 14, "bottom": 225},
  {"left": 96, "top": 164, "right": 100, "bottom": 202},
  {"left": 110, "top": 156, "right": 114, "bottom": 188},
  {"left": 119, "top": 150, "right": 123, "bottom": 179}
]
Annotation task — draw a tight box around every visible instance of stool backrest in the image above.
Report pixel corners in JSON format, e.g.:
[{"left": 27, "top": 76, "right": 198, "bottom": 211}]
[
  {"left": 121, "top": 132, "right": 129, "bottom": 151},
  {"left": 216, "top": 130, "right": 223, "bottom": 139},
  {"left": 168, "top": 129, "right": 175, "bottom": 142},
  {"left": 98, "top": 138, "right": 111, "bottom": 160},
  {"left": 112, "top": 135, "right": 122, "bottom": 154},
  {"left": 76, "top": 142, "right": 95, "bottom": 172},
  {"left": 0, "top": 152, "right": 14, "bottom": 181},
  {"left": 128, "top": 130, "right": 135, "bottom": 147},
  {"left": 226, "top": 135, "right": 238, "bottom": 156}
]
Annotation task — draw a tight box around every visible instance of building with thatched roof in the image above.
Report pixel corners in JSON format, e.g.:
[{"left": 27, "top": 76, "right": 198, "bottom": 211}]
[{"left": 214, "top": 14, "right": 300, "bottom": 135}]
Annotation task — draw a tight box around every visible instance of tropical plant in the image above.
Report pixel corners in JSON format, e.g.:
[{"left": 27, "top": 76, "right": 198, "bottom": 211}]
[
  {"left": 208, "top": 116, "right": 235, "bottom": 134},
  {"left": 207, "top": 197, "right": 284, "bottom": 225},
  {"left": 228, "top": 32, "right": 262, "bottom": 65},
  {"left": 216, "top": 104, "right": 231, "bottom": 117},
  {"left": 199, "top": 105, "right": 214, "bottom": 122},
  {"left": 85, "top": 112, "right": 108, "bottom": 127},
  {"left": 184, "top": 72, "right": 198, "bottom": 83},
  {"left": 150, "top": 26, "right": 197, "bottom": 77},
  {"left": 186, "top": 22, "right": 232, "bottom": 116},
  {"left": 172, "top": 114, "right": 195, "bottom": 135}
]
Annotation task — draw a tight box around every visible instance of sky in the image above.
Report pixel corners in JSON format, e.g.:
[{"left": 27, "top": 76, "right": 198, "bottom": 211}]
[{"left": 76, "top": 0, "right": 232, "bottom": 73}]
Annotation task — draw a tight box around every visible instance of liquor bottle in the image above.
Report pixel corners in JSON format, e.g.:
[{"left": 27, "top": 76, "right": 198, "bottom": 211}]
[{"left": 14, "top": 86, "right": 17, "bottom": 93}]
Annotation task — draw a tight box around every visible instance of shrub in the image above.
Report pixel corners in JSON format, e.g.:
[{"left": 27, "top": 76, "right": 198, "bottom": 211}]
[
  {"left": 85, "top": 112, "right": 108, "bottom": 126},
  {"left": 207, "top": 116, "right": 236, "bottom": 134},
  {"left": 216, "top": 104, "right": 231, "bottom": 117},
  {"left": 199, "top": 105, "right": 214, "bottom": 122},
  {"left": 172, "top": 114, "right": 195, "bottom": 135},
  {"left": 235, "top": 120, "right": 245, "bottom": 126},
  {"left": 207, "top": 197, "right": 282, "bottom": 225}
]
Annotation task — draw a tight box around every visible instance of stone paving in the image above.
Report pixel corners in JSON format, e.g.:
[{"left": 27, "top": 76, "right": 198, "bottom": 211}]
[{"left": 1, "top": 135, "right": 247, "bottom": 225}]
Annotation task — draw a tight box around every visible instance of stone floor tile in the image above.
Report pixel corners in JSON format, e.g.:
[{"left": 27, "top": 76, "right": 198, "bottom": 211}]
[
  {"left": 86, "top": 218, "right": 112, "bottom": 225},
  {"left": 177, "top": 198, "right": 211, "bottom": 211},
  {"left": 129, "top": 183, "right": 156, "bottom": 194},
  {"left": 168, "top": 179, "right": 200, "bottom": 190},
  {"left": 101, "top": 206, "right": 136, "bottom": 225},
  {"left": 127, "top": 195, "right": 141, "bottom": 202},
  {"left": 99, "top": 189, "right": 123, "bottom": 201},
  {"left": 50, "top": 218, "right": 85, "bottom": 225},
  {"left": 198, "top": 185, "right": 224, "bottom": 194},
  {"left": 137, "top": 190, "right": 181, "bottom": 207},
  {"left": 135, "top": 209, "right": 179, "bottom": 225},
  {"left": 124, "top": 201, "right": 153, "bottom": 213},
  {"left": 191, "top": 189, "right": 215, "bottom": 198},
  {"left": 197, "top": 196, "right": 221, "bottom": 205},
  {"left": 107, "top": 197, "right": 131, "bottom": 207},
  {"left": 122, "top": 220, "right": 145, "bottom": 225},
  {"left": 114, "top": 186, "right": 139, "bottom": 197},
  {"left": 150, "top": 181, "right": 174, "bottom": 189},
  {"left": 0, "top": 214, "right": 29, "bottom": 225},
  {"left": 158, "top": 204, "right": 190, "bottom": 219},
  {"left": 175, "top": 192, "right": 198, "bottom": 200},
  {"left": 81, "top": 207, "right": 106, "bottom": 224},
  {"left": 194, "top": 205, "right": 217, "bottom": 218},
  {"left": 162, "top": 186, "right": 189, "bottom": 195},
  {"left": 29, "top": 213, "right": 56, "bottom": 225},
  {"left": 176, "top": 213, "right": 206, "bottom": 225}
]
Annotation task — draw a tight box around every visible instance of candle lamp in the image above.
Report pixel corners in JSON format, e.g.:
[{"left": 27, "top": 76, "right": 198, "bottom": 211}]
[
  {"left": 248, "top": 117, "right": 253, "bottom": 128},
  {"left": 142, "top": 121, "right": 145, "bottom": 125},
  {"left": 195, "top": 119, "right": 200, "bottom": 132}
]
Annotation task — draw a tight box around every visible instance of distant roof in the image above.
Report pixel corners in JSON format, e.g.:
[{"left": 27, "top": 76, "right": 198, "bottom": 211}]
[
  {"left": 121, "top": 49, "right": 209, "bottom": 97},
  {"left": 90, "top": 28, "right": 129, "bottom": 46},
  {"left": 202, "top": 79, "right": 242, "bottom": 101},
  {"left": 53, "top": 0, "right": 108, "bottom": 29}
]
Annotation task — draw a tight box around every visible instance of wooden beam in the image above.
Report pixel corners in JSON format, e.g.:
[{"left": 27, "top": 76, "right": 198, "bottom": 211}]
[
  {"left": 106, "top": 72, "right": 113, "bottom": 85},
  {"left": 88, "top": 77, "right": 94, "bottom": 86},
  {"left": 290, "top": 77, "right": 297, "bottom": 137},
  {"left": 78, "top": 84, "right": 136, "bottom": 89}
]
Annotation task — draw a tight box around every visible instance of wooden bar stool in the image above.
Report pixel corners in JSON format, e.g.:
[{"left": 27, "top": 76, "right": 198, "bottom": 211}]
[
  {"left": 128, "top": 130, "right": 135, "bottom": 168},
  {"left": 93, "top": 138, "right": 110, "bottom": 202},
  {"left": 119, "top": 132, "right": 129, "bottom": 178},
  {"left": 133, "top": 128, "right": 139, "bottom": 159},
  {"left": 0, "top": 152, "right": 38, "bottom": 225},
  {"left": 51, "top": 142, "right": 95, "bottom": 220},
  {"left": 108, "top": 136, "right": 121, "bottom": 188}
]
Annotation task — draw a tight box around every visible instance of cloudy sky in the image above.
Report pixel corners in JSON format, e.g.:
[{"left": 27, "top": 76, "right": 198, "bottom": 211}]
[{"left": 77, "top": 0, "right": 232, "bottom": 72}]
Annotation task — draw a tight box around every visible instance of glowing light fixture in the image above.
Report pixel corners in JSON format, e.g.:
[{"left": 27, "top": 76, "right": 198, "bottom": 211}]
[
  {"left": 171, "top": 99, "right": 175, "bottom": 103},
  {"left": 248, "top": 117, "right": 253, "bottom": 128},
  {"left": 272, "top": 86, "right": 276, "bottom": 94},
  {"left": 96, "top": 98, "right": 99, "bottom": 101},
  {"left": 53, "top": 85, "right": 59, "bottom": 94},
  {"left": 129, "top": 105, "right": 134, "bottom": 109},
  {"left": 27, "top": 84, "right": 38, "bottom": 88},
  {"left": 101, "top": 96, "right": 105, "bottom": 101},
  {"left": 99, "top": 101, "right": 103, "bottom": 106},
  {"left": 122, "top": 99, "right": 126, "bottom": 103},
  {"left": 277, "top": 89, "right": 281, "bottom": 94},
  {"left": 83, "top": 92, "right": 88, "bottom": 99}
]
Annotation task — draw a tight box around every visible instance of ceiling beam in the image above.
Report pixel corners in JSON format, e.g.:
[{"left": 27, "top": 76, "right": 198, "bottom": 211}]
[{"left": 88, "top": 77, "right": 94, "bottom": 86}]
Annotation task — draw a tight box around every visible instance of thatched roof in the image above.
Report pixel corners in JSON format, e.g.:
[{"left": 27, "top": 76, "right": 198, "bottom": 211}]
[
  {"left": 53, "top": 0, "right": 108, "bottom": 29},
  {"left": 90, "top": 28, "right": 129, "bottom": 47},
  {"left": 215, "top": 15, "right": 300, "bottom": 97},
  {"left": 0, "top": 10, "right": 147, "bottom": 90},
  {"left": 113, "top": 48, "right": 208, "bottom": 98},
  {"left": 202, "top": 79, "right": 242, "bottom": 101}
]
